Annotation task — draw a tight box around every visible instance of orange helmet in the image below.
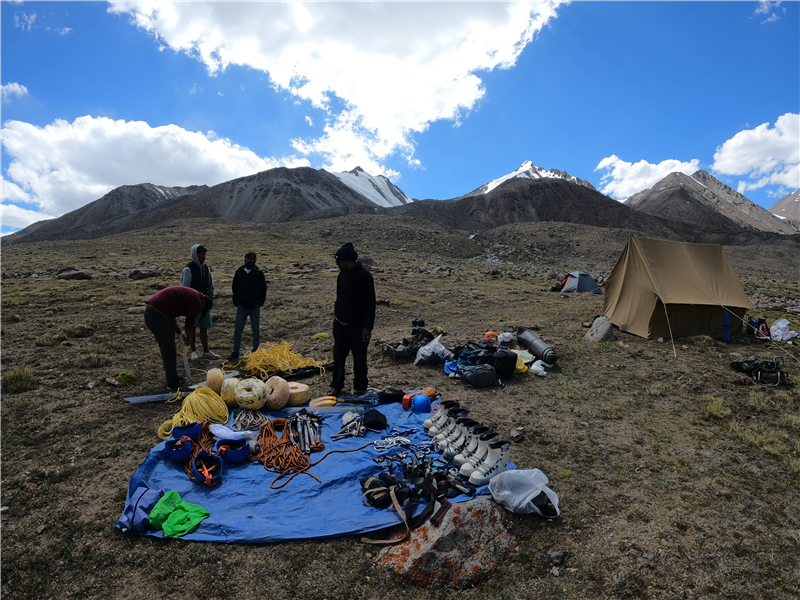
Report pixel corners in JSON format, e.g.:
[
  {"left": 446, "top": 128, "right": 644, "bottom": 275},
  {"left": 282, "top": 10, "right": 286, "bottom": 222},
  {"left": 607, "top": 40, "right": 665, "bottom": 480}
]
[{"left": 484, "top": 331, "right": 498, "bottom": 340}]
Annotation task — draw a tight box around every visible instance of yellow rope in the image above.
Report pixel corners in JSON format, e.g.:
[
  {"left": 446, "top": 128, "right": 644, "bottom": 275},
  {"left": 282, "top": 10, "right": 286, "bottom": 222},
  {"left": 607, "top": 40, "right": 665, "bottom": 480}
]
[
  {"left": 242, "top": 341, "right": 326, "bottom": 379},
  {"left": 158, "top": 385, "right": 229, "bottom": 440}
]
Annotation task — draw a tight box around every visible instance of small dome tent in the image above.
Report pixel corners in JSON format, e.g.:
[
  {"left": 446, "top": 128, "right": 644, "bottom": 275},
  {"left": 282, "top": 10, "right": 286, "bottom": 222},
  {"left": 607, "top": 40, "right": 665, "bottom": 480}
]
[
  {"left": 561, "top": 271, "right": 602, "bottom": 294},
  {"left": 603, "top": 236, "right": 753, "bottom": 340}
]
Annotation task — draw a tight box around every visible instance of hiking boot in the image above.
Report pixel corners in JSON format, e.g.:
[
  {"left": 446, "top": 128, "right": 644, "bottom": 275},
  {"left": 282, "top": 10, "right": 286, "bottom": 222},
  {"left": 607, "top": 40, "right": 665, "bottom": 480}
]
[
  {"left": 438, "top": 416, "right": 472, "bottom": 451},
  {"left": 190, "top": 351, "right": 199, "bottom": 361},
  {"left": 442, "top": 419, "right": 480, "bottom": 459},
  {"left": 227, "top": 352, "right": 240, "bottom": 361},
  {"left": 460, "top": 430, "right": 499, "bottom": 477},
  {"left": 424, "top": 400, "right": 459, "bottom": 432},
  {"left": 454, "top": 425, "right": 492, "bottom": 466},
  {"left": 439, "top": 417, "right": 476, "bottom": 450},
  {"left": 469, "top": 440, "right": 511, "bottom": 486},
  {"left": 435, "top": 408, "right": 469, "bottom": 443},
  {"left": 167, "top": 378, "right": 188, "bottom": 392},
  {"left": 203, "top": 350, "right": 220, "bottom": 360},
  {"left": 353, "top": 389, "right": 368, "bottom": 397}
]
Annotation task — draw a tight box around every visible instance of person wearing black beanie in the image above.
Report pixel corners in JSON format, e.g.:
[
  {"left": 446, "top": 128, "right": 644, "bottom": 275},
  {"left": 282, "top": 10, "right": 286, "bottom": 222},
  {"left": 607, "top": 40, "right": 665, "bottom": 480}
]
[{"left": 329, "top": 242, "right": 376, "bottom": 396}]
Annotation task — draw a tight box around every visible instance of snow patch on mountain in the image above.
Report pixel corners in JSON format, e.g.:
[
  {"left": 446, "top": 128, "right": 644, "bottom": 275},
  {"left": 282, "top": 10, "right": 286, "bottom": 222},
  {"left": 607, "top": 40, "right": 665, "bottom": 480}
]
[
  {"left": 463, "top": 161, "right": 597, "bottom": 198},
  {"left": 330, "top": 167, "right": 413, "bottom": 208}
]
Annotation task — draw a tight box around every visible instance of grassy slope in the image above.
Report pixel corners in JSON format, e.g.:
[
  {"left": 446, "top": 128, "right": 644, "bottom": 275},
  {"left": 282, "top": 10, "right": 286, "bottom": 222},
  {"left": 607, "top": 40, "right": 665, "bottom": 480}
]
[{"left": 1, "top": 216, "right": 799, "bottom": 599}]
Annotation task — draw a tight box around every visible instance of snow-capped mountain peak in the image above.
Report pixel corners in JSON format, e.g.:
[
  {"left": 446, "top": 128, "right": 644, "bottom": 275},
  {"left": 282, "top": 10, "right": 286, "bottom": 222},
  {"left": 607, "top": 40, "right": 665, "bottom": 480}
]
[
  {"left": 329, "top": 167, "right": 413, "bottom": 208},
  {"left": 462, "top": 161, "right": 597, "bottom": 198}
]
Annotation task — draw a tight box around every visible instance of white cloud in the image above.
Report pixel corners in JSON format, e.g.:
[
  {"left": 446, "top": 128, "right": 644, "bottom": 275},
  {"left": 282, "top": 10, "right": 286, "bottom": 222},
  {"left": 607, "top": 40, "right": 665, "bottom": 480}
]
[
  {"left": 2, "top": 82, "right": 29, "bottom": 103},
  {"left": 755, "top": 1, "right": 781, "bottom": 15},
  {"left": 1, "top": 115, "right": 309, "bottom": 218},
  {"left": 14, "top": 11, "right": 36, "bottom": 31},
  {"left": 756, "top": 1, "right": 783, "bottom": 23},
  {"left": 1, "top": 176, "right": 32, "bottom": 204},
  {"left": 595, "top": 156, "right": 701, "bottom": 200},
  {"left": 108, "top": 1, "right": 564, "bottom": 176},
  {"left": 712, "top": 113, "right": 799, "bottom": 193},
  {"left": 58, "top": 27, "right": 73, "bottom": 35},
  {"left": 1, "top": 202, "right": 56, "bottom": 230},
  {"left": 305, "top": 116, "right": 313, "bottom": 127}
]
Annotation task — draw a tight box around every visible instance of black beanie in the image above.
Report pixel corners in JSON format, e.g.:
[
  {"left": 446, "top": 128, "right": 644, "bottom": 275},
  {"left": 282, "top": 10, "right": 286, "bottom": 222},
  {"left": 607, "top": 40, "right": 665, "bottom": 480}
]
[{"left": 335, "top": 242, "right": 358, "bottom": 262}]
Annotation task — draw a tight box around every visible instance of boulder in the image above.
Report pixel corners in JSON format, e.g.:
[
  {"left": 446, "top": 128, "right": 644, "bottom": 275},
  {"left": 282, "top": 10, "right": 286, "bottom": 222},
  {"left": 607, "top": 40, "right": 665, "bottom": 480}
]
[
  {"left": 376, "top": 497, "right": 516, "bottom": 589},
  {"left": 56, "top": 269, "right": 93, "bottom": 280},
  {"left": 584, "top": 316, "right": 615, "bottom": 342},
  {"left": 120, "top": 267, "right": 174, "bottom": 280}
]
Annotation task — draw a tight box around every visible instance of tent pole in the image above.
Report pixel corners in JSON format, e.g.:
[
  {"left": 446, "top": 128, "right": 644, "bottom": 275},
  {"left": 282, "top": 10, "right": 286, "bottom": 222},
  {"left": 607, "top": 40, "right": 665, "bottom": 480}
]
[
  {"left": 723, "top": 304, "right": 800, "bottom": 365},
  {"left": 662, "top": 301, "right": 677, "bottom": 359}
]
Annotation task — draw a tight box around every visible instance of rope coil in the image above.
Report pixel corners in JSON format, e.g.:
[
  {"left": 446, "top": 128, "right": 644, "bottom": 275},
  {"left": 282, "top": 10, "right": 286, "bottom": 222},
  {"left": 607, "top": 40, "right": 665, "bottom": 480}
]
[
  {"left": 158, "top": 385, "right": 229, "bottom": 440},
  {"left": 243, "top": 341, "right": 327, "bottom": 379}
]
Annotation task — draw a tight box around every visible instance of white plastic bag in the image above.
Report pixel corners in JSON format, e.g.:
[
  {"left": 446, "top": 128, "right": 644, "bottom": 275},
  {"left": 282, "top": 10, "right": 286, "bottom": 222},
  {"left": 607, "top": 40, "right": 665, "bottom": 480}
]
[
  {"left": 770, "top": 318, "right": 798, "bottom": 341},
  {"left": 414, "top": 334, "right": 450, "bottom": 365},
  {"left": 488, "top": 468, "right": 560, "bottom": 516},
  {"left": 209, "top": 424, "right": 259, "bottom": 441},
  {"left": 530, "top": 359, "right": 552, "bottom": 377}
]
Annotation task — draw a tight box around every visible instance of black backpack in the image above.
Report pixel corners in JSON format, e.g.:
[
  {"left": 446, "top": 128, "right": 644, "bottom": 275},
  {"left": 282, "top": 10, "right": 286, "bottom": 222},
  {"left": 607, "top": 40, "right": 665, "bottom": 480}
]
[
  {"left": 490, "top": 348, "right": 517, "bottom": 379},
  {"left": 461, "top": 364, "right": 500, "bottom": 387}
]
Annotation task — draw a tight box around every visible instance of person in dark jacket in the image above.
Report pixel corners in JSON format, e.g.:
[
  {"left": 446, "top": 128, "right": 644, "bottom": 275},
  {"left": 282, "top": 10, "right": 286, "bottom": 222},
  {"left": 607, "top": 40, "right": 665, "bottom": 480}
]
[
  {"left": 144, "top": 286, "right": 212, "bottom": 390},
  {"left": 329, "top": 242, "right": 376, "bottom": 396},
  {"left": 180, "top": 244, "right": 219, "bottom": 360},
  {"left": 227, "top": 252, "right": 267, "bottom": 361}
]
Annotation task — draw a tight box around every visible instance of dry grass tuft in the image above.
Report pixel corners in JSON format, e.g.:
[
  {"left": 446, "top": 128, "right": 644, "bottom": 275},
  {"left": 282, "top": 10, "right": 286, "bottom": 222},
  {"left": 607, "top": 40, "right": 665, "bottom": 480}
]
[{"left": 2, "top": 366, "right": 39, "bottom": 393}]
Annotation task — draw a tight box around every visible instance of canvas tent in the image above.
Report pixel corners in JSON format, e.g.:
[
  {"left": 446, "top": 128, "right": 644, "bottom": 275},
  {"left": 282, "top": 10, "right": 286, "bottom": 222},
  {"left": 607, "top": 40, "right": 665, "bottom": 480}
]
[
  {"left": 603, "top": 237, "right": 753, "bottom": 340},
  {"left": 561, "top": 270, "right": 602, "bottom": 294}
]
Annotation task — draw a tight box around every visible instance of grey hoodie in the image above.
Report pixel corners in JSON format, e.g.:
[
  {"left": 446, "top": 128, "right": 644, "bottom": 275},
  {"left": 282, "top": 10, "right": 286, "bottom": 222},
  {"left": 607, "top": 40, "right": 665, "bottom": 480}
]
[{"left": 180, "top": 244, "right": 215, "bottom": 299}]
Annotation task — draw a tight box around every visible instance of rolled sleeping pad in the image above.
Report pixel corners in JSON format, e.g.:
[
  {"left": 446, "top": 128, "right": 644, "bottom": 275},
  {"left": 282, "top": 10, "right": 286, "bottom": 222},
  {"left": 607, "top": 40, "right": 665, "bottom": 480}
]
[{"left": 517, "top": 327, "right": 557, "bottom": 364}]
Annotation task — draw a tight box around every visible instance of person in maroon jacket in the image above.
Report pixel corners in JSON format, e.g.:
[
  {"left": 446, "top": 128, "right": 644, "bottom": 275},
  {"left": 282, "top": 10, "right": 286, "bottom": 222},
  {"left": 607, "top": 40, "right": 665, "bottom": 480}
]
[{"left": 144, "top": 286, "right": 213, "bottom": 390}]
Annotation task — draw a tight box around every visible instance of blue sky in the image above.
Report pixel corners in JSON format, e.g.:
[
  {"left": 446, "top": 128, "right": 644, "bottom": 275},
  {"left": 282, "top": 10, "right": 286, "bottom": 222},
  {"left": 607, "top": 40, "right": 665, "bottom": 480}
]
[{"left": 2, "top": 1, "right": 798, "bottom": 234}]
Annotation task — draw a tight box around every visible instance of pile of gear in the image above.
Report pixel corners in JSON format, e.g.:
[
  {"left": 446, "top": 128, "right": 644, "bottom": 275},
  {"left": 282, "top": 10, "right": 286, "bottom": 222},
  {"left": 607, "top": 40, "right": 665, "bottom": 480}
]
[
  {"left": 355, "top": 389, "right": 514, "bottom": 545},
  {"left": 381, "top": 319, "right": 558, "bottom": 388}
]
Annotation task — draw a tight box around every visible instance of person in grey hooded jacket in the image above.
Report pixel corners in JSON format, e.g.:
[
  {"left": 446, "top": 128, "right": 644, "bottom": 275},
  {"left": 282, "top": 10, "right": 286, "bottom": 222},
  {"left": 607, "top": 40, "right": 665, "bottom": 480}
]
[{"left": 180, "top": 244, "right": 219, "bottom": 360}]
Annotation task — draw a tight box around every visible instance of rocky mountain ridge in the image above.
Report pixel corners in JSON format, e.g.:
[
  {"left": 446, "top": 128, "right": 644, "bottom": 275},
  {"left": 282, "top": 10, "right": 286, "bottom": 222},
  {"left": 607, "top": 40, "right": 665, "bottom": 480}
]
[
  {"left": 4, "top": 163, "right": 797, "bottom": 246},
  {"left": 769, "top": 189, "right": 800, "bottom": 228},
  {"left": 625, "top": 170, "right": 797, "bottom": 235}
]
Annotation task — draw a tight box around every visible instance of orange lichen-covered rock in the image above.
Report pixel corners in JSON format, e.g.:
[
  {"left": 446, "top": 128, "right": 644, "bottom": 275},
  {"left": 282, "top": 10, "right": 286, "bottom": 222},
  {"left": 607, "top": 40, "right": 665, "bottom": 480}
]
[{"left": 375, "top": 497, "right": 516, "bottom": 589}]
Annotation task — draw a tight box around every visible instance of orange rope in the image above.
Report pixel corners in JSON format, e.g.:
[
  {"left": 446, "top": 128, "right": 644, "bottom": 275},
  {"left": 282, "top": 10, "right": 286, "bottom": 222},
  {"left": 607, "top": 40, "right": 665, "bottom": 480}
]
[{"left": 252, "top": 418, "right": 372, "bottom": 489}]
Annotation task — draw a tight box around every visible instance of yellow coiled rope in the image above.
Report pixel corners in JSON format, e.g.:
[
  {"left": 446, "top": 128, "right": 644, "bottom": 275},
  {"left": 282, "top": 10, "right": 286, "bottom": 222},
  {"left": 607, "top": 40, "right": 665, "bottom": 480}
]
[
  {"left": 243, "top": 341, "right": 326, "bottom": 379},
  {"left": 158, "top": 385, "right": 229, "bottom": 440}
]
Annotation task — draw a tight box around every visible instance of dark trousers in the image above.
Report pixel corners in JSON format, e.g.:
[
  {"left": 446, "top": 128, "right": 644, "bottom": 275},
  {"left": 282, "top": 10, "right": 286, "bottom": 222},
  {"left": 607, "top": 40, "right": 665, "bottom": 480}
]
[
  {"left": 145, "top": 308, "right": 180, "bottom": 388},
  {"left": 331, "top": 319, "right": 369, "bottom": 392}
]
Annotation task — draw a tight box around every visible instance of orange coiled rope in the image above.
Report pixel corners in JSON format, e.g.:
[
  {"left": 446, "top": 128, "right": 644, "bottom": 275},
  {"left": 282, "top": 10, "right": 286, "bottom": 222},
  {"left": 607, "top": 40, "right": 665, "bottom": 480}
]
[
  {"left": 252, "top": 418, "right": 314, "bottom": 489},
  {"left": 252, "top": 418, "right": 372, "bottom": 489}
]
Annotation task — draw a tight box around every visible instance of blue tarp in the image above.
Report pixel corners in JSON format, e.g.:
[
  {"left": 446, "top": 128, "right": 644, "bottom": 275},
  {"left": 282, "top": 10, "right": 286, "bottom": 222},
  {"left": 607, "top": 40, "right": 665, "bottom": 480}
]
[{"left": 118, "top": 403, "right": 503, "bottom": 543}]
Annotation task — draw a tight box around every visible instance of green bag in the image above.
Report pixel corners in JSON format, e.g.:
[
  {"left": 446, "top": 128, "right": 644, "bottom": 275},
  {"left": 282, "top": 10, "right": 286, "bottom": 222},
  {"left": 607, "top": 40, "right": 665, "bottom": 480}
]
[{"left": 731, "top": 356, "right": 787, "bottom": 387}]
